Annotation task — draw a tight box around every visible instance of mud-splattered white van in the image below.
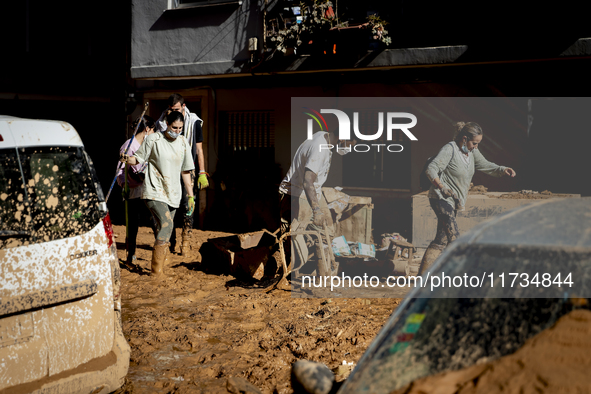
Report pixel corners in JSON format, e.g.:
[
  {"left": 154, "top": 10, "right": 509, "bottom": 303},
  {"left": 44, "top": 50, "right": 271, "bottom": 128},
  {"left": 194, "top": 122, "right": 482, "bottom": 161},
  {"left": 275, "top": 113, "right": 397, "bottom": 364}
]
[{"left": 0, "top": 116, "right": 130, "bottom": 393}]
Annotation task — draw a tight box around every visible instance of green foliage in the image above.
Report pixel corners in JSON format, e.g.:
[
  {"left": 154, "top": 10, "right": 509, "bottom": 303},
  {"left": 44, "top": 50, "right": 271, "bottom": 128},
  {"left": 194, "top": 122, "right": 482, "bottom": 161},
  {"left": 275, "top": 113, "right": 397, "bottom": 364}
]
[
  {"left": 266, "top": 0, "right": 391, "bottom": 55},
  {"left": 367, "top": 14, "right": 391, "bottom": 46}
]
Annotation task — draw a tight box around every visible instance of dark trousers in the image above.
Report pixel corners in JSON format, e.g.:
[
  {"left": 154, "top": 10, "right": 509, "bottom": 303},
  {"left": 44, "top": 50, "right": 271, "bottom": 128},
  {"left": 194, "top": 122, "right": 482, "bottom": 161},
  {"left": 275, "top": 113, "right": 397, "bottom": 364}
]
[
  {"left": 125, "top": 198, "right": 156, "bottom": 259},
  {"left": 125, "top": 198, "right": 141, "bottom": 259}
]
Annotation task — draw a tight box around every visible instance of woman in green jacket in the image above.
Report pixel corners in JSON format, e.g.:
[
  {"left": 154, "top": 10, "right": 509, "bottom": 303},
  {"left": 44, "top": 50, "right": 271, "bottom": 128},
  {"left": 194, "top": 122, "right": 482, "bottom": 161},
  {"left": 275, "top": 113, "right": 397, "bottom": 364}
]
[{"left": 419, "top": 122, "right": 516, "bottom": 275}]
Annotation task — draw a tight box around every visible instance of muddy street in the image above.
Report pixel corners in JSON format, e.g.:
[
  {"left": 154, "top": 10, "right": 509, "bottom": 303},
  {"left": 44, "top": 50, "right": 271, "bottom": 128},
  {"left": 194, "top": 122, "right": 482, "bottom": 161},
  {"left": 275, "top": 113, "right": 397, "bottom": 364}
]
[{"left": 112, "top": 225, "right": 401, "bottom": 394}]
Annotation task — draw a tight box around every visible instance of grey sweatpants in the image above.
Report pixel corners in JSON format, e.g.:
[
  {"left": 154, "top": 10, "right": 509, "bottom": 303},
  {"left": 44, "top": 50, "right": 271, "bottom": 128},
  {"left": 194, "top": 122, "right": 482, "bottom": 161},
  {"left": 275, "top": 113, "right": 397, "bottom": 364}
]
[{"left": 145, "top": 200, "right": 177, "bottom": 243}]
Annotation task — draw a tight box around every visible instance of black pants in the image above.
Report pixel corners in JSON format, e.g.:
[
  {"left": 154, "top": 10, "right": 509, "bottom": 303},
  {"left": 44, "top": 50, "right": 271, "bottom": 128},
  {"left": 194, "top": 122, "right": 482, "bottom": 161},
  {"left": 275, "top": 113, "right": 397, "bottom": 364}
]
[
  {"left": 125, "top": 198, "right": 155, "bottom": 259},
  {"left": 429, "top": 198, "right": 460, "bottom": 247}
]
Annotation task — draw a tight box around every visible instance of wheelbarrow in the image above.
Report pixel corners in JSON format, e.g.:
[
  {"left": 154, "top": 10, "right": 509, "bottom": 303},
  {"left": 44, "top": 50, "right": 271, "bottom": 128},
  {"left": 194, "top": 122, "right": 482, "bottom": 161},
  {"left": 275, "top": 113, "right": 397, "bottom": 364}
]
[
  {"left": 210, "top": 219, "right": 337, "bottom": 291},
  {"left": 210, "top": 229, "right": 280, "bottom": 280}
]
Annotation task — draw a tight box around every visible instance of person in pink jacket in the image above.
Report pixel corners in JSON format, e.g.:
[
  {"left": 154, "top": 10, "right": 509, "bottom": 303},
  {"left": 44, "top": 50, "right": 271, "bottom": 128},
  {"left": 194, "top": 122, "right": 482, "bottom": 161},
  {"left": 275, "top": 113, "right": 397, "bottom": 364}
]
[{"left": 117, "top": 115, "right": 155, "bottom": 266}]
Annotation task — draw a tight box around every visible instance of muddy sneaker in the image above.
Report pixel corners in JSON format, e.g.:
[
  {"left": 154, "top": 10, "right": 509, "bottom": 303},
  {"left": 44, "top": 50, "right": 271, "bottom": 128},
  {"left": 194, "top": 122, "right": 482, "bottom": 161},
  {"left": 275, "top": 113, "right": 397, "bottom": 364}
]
[{"left": 121, "top": 255, "right": 138, "bottom": 272}]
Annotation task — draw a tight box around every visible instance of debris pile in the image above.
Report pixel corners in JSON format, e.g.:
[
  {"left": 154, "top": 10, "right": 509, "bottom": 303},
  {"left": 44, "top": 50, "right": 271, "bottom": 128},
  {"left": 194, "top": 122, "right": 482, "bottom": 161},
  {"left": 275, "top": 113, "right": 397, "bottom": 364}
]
[
  {"left": 468, "top": 183, "right": 488, "bottom": 194},
  {"left": 497, "top": 189, "right": 574, "bottom": 199}
]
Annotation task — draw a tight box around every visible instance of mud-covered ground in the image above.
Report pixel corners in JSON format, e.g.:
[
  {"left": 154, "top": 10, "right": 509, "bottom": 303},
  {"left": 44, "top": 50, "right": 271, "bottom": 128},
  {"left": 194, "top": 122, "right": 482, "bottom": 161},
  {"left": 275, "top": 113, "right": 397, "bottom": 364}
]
[
  {"left": 391, "top": 309, "right": 591, "bottom": 394},
  {"left": 112, "top": 225, "right": 402, "bottom": 394}
]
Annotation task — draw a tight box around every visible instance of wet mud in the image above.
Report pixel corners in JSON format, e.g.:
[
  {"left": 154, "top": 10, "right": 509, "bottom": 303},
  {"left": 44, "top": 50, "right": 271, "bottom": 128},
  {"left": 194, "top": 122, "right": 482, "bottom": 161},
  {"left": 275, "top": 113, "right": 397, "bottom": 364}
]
[
  {"left": 113, "top": 225, "right": 401, "bottom": 394},
  {"left": 391, "top": 309, "right": 591, "bottom": 394}
]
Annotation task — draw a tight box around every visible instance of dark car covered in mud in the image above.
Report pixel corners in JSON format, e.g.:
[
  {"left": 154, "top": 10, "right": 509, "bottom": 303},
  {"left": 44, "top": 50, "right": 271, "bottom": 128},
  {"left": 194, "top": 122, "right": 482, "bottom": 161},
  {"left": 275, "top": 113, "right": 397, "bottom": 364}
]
[
  {"left": 337, "top": 197, "right": 591, "bottom": 393},
  {"left": 0, "top": 116, "right": 129, "bottom": 393}
]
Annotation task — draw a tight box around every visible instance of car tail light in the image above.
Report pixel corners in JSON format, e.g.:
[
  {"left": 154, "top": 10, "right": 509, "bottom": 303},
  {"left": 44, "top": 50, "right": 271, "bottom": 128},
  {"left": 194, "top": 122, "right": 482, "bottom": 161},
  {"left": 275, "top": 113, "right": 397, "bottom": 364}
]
[
  {"left": 102, "top": 213, "right": 114, "bottom": 247},
  {"left": 101, "top": 212, "right": 121, "bottom": 309}
]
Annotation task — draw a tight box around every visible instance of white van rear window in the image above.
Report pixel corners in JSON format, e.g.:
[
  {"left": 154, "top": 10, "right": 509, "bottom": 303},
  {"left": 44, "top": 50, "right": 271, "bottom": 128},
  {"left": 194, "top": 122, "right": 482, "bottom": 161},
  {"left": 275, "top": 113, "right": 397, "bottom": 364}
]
[{"left": 0, "top": 147, "right": 101, "bottom": 249}]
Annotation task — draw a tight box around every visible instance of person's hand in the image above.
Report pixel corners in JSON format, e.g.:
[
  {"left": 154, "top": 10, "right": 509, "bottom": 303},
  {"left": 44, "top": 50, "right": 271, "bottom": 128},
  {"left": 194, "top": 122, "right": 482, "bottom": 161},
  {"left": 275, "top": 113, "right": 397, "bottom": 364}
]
[
  {"left": 119, "top": 153, "right": 129, "bottom": 164},
  {"left": 439, "top": 185, "right": 455, "bottom": 199},
  {"left": 121, "top": 188, "right": 130, "bottom": 200},
  {"left": 197, "top": 173, "right": 209, "bottom": 189},
  {"left": 186, "top": 196, "right": 195, "bottom": 217},
  {"left": 440, "top": 185, "right": 461, "bottom": 207},
  {"left": 312, "top": 207, "right": 325, "bottom": 227},
  {"left": 505, "top": 168, "right": 516, "bottom": 177}
]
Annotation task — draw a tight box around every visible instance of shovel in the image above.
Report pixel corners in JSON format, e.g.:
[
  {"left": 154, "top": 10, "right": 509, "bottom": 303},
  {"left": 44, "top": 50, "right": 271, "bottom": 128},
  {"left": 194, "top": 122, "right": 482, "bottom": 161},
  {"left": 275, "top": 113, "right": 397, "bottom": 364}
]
[{"left": 259, "top": 229, "right": 291, "bottom": 292}]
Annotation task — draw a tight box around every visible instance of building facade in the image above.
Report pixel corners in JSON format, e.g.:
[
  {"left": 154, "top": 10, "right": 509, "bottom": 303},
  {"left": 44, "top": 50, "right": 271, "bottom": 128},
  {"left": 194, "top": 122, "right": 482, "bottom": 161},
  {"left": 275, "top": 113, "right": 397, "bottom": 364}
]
[{"left": 128, "top": 0, "right": 591, "bottom": 236}]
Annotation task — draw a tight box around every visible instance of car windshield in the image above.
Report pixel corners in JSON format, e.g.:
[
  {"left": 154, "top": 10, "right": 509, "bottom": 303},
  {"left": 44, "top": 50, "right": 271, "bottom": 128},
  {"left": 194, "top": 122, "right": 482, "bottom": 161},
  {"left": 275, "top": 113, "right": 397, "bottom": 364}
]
[
  {"left": 340, "top": 244, "right": 591, "bottom": 394},
  {"left": 0, "top": 146, "right": 101, "bottom": 249}
]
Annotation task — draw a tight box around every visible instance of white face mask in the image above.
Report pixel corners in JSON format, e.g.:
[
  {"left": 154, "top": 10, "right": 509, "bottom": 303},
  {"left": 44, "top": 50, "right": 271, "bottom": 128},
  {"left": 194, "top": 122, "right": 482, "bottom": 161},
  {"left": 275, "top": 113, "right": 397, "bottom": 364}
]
[
  {"left": 461, "top": 137, "right": 473, "bottom": 154},
  {"left": 336, "top": 141, "right": 351, "bottom": 156},
  {"left": 166, "top": 130, "right": 180, "bottom": 139},
  {"left": 166, "top": 119, "right": 184, "bottom": 140}
]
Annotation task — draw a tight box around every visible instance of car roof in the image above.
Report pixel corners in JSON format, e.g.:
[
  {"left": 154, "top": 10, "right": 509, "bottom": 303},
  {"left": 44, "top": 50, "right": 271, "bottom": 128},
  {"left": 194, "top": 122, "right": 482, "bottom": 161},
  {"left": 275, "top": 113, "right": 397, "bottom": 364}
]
[
  {"left": 459, "top": 197, "right": 591, "bottom": 249},
  {"left": 0, "top": 115, "right": 84, "bottom": 148}
]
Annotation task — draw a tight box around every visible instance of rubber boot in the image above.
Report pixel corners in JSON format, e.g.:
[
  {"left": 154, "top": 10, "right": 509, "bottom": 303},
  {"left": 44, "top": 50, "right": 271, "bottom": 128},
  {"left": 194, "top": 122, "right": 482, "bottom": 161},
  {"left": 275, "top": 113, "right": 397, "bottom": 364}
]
[
  {"left": 418, "top": 243, "right": 445, "bottom": 276},
  {"left": 151, "top": 243, "right": 168, "bottom": 276},
  {"left": 181, "top": 229, "right": 192, "bottom": 257},
  {"left": 164, "top": 243, "right": 172, "bottom": 267}
]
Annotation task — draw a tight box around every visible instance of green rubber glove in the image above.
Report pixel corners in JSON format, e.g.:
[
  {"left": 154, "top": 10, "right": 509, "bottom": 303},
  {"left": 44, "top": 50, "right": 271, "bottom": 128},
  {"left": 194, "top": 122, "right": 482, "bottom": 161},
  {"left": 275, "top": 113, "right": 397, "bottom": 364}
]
[
  {"left": 197, "top": 173, "right": 209, "bottom": 190},
  {"left": 186, "top": 196, "right": 195, "bottom": 217}
]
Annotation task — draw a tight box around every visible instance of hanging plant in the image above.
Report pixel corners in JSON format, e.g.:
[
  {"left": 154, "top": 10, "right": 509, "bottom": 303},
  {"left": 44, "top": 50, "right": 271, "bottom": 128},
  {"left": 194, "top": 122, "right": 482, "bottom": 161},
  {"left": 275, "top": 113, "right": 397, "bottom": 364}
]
[
  {"left": 266, "top": 1, "right": 391, "bottom": 56},
  {"left": 367, "top": 14, "right": 391, "bottom": 46},
  {"left": 267, "top": 1, "right": 333, "bottom": 55}
]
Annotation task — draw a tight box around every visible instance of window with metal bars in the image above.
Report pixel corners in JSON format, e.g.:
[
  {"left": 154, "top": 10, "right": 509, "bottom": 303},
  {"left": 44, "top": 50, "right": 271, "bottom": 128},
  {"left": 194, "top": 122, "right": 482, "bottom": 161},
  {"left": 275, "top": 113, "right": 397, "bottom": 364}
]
[
  {"left": 222, "top": 111, "right": 275, "bottom": 150},
  {"left": 342, "top": 109, "right": 411, "bottom": 190},
  {"left": 218, "top": 110, "right": 276, "bottom": 180}
]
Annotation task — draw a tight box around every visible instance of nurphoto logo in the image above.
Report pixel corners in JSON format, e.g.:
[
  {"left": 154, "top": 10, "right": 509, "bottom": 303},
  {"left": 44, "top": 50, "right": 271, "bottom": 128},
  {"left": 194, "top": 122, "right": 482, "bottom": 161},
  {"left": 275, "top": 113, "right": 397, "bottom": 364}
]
[{"left": 303, "top": 107, "right": 418, "bottom": 153}]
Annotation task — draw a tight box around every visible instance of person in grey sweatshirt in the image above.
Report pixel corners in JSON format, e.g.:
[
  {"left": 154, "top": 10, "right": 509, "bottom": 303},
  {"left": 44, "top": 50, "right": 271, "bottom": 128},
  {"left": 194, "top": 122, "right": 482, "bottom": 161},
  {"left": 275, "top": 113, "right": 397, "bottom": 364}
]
[{"left": 419, "top": 122, "right": 516, "bottom": 275}]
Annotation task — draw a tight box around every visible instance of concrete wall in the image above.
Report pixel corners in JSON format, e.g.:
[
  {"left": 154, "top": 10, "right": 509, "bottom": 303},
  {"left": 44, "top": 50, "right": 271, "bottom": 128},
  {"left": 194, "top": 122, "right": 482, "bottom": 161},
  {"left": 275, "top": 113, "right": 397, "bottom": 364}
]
[
  {"left": 412, "top": 193, "right": 581, "bottom": 248},
  {"left": 129, "top": 0, "right": 591, "bottom": 78},
  {"left": 131, "top": 0, "right": 263, "bottom": 78}
]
